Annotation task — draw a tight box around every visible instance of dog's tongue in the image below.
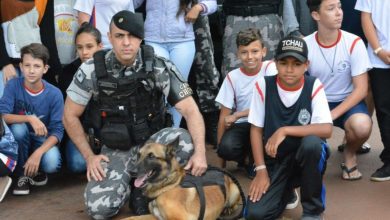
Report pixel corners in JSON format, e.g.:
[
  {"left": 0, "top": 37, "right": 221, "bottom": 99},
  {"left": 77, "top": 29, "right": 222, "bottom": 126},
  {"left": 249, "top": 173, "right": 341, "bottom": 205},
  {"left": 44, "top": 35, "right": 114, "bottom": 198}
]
[{"left": 134, "top": 174, "right": 148, "bottom": 188}]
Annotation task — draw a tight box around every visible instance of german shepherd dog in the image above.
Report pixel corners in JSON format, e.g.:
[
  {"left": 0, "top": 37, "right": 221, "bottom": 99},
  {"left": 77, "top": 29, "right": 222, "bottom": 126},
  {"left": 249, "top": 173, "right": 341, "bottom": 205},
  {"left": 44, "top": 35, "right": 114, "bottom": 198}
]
[{"left": 123, "top": 138, "right": 245, "bottom": 220}]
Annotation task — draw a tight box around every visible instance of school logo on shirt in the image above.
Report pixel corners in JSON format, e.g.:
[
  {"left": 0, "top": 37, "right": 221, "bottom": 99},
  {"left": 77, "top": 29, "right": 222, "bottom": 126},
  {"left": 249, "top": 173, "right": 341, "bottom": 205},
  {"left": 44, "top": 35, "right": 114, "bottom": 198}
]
[
  {"left": 298, "top": 108, "right": 311, "bottom": 125},
  {"left": 336, "top": 60, "right": 351, "bottom": 73}
]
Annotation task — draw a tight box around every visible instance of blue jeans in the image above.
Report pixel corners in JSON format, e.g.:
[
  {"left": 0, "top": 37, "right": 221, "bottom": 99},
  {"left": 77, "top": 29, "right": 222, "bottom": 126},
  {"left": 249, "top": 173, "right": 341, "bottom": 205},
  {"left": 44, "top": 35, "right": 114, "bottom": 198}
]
[
  {"left": 145, "top": 40, "right": 196, "bottom": 128},
  {"left": 65, "top": 139, "right": 86, "bottom": 173},
  {"left": 10, "top": 123, "right": 62, "bottom": 176}
]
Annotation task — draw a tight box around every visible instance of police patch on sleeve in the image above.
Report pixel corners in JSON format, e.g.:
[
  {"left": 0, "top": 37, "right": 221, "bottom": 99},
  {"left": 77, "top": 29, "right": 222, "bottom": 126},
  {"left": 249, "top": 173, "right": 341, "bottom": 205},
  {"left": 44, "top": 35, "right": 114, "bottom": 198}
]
[
  {"left": 168, "top": 75, "right": 193, "bottom": 105},
  {"left": 178, "top": 83, "right": 193, "bottom": 98},
  {"left": 76, "top": 69, "right": 86, "bottom": 84}
]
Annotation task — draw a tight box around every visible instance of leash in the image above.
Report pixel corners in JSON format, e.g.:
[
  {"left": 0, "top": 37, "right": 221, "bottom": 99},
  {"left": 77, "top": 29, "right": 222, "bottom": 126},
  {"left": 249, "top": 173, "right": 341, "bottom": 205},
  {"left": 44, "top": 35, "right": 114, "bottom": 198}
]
[
  {"left": 184, "top": 165, "right": 246, "bottom": 220},
  {"left": 208, "top": 166, "right": 246, "bottom": 220}
]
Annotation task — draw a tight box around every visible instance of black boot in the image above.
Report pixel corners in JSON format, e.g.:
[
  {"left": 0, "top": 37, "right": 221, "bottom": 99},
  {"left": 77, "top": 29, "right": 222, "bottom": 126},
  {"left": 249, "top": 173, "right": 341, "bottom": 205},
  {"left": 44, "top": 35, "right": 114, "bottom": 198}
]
[
  {"left": 129, "top": 184, "right": 150, "bottom": 215},
  {"left": 203, "top": 110, "right": 219, "bottom": 147}
]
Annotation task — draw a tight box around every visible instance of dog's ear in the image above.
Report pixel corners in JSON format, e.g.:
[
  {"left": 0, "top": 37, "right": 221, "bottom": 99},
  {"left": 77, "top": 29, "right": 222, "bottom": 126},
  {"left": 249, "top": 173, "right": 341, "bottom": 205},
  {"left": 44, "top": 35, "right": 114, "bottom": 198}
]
[{"left": 165, "top": 137, "right": 179, "bottom": 159}]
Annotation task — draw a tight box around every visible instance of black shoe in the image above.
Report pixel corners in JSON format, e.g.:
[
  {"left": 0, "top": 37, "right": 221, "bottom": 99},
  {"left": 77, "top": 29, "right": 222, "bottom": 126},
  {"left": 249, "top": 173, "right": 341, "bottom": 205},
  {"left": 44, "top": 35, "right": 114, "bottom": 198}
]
[
  {"left": 337, "top": 142, "right": 371, "bottom": 154},
  {"left": 129, "top": 187, "right": 150, "bottom": 215},
  {"left": 13, "top": 176, "right": 33, "bottom": 195},
  {"left": 32, "top": 172, "right": 48, "bottom": 186},
  {"left": 285, "top": 189, "right": 299, "bottom": 210},
  {"left": 371, "top": 163, "right": 390, "bottom": 182}
]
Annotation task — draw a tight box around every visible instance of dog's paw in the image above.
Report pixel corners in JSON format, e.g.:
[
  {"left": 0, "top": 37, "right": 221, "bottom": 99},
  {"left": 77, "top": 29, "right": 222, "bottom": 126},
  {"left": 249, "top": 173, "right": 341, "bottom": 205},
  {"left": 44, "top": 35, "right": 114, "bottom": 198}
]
[{"left": 221, "top": 207, "right": 234, "bottom": 216}]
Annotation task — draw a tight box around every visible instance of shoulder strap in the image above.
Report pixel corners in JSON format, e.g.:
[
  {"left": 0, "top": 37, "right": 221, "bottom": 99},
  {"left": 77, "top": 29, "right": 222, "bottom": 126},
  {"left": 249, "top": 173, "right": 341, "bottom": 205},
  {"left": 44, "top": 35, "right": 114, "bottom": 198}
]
[
  {"left": 141, "top": 45, "right": 155, "bottom": 73},
  {"left": 93, "top": 50, "right": 108, "bottom": 79}
]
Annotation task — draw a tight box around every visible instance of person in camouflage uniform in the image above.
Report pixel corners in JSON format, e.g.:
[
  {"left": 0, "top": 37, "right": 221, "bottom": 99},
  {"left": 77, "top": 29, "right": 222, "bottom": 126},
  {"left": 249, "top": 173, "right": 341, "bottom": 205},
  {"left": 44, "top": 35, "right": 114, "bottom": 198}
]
[
  {"left": 63, "top": 11, "right": 207, "bottom": 219},
  {"left": 221, "top": 0, "right": 299, "bottom": 77},
  {"left": 191, "top": 15, "right": 221, "bottom": 146},
  {"left": 83, "top": 128, "right": 195, "bottom": 219},
  {"left": 192, "top": 15, "right": 220, "bottom": 114}
]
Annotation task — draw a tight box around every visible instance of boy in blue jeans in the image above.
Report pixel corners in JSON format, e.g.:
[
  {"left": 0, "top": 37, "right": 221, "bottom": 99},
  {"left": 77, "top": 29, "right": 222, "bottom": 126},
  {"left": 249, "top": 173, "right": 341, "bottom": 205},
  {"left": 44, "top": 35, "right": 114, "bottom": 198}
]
[
  {"left": 0, "top": 43, "right": 64, "bottom": 195},
  {"left": 245, "top": 36, "right": 333, "bottom": 220}
]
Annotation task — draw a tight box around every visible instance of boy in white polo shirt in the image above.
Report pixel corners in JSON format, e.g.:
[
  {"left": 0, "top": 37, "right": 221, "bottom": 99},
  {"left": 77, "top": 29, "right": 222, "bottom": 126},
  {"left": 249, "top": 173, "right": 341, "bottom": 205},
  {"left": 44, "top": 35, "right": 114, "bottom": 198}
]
[
  {"left": 356, "top": 0, "right": 390, "bottom": 181},
  {"left": 305, "top": 0, "right": 372, "bottom": 181},
  {"left": 215, "top": 28, "right": 277, "bottom": 176},
  {"left": 245, "top": 36, "right": 332, "bottom": 220}
]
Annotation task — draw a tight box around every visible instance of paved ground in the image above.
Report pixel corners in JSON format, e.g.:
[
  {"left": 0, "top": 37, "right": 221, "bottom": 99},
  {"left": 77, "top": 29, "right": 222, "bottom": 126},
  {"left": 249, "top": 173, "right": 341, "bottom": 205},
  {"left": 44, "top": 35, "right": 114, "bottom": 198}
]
[{"left": 1, "top": 116, "right": 390, "bottom": 220}]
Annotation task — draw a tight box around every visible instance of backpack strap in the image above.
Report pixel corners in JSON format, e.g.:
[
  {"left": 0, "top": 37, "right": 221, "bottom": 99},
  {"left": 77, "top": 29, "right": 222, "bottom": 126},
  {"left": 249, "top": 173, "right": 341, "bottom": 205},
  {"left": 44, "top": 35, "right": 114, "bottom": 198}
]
[{"left": 93, "top": 50, "right": 108, "bottom": 79}]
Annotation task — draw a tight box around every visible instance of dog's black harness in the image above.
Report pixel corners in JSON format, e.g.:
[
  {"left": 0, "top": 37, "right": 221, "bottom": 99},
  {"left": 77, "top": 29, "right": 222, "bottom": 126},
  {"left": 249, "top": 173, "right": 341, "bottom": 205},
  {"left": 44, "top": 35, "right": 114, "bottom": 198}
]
[{"left": 180, "top": 168, "right": 226, "bottom": 220}]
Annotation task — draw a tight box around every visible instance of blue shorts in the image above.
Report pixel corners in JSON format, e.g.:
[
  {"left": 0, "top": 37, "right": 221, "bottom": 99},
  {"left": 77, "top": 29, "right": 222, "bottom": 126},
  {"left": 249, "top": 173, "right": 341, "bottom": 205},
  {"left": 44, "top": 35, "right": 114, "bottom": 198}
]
[{"left": 328, "top": 101, "right": 369, "bottom": 130}]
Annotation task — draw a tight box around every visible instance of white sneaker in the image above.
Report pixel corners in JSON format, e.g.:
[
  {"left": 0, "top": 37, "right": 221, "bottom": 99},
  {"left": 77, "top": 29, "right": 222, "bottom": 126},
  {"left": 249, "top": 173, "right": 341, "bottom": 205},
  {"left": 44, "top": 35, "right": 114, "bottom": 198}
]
[
  {"left": 0, "top": 176, "right": 12, "bottom": 202},
  {"left": 285, "top": 189, "right": 299, "bottom": 210}
]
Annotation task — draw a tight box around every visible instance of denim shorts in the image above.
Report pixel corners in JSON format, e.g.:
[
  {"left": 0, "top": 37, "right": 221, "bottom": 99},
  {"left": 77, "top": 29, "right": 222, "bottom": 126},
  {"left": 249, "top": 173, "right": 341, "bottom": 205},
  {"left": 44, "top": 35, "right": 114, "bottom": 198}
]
[{"left": 328, "top": 100, "right": 369, "bottom": 129}]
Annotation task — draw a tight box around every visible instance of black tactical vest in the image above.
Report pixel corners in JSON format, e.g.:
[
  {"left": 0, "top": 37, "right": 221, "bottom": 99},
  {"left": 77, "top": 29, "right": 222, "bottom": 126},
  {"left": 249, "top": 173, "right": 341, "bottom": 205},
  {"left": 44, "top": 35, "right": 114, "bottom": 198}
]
[{"left": 86, "top": 45, "right": 169, "bottom": 150}]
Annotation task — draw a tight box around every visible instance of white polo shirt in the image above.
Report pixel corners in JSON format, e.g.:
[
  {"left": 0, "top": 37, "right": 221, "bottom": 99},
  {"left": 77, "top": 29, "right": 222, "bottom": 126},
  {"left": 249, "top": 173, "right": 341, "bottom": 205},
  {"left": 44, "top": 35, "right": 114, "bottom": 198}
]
[
  {"left": 216, "top": 60, "right": 277, "bottom": 123},
  {"left": 304, "top": 30, "right": 372, "bottom": 102}
]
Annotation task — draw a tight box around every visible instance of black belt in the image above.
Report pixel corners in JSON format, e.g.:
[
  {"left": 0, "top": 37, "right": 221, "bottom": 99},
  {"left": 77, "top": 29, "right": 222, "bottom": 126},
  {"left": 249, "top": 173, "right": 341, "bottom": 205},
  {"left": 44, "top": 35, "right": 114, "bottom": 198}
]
[{"left": 223, "top": 5, "right": 279, "bottom": 17}]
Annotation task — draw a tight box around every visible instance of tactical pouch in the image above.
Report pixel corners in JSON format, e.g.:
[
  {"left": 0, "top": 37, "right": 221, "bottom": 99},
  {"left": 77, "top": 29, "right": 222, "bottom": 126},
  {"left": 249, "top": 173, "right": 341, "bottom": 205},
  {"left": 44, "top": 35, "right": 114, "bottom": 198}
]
[
  {"left": 100, "top": 123, "right": 132, "bottom": 150},
  {"left": 132, "top": 120, "right": 151, "bottom": 145},
  {"left": 164, "top": 112, "right": 173, "bottom": 128},
  {"left": 87, "top": 128, "right": 101, "bottom": 154}
]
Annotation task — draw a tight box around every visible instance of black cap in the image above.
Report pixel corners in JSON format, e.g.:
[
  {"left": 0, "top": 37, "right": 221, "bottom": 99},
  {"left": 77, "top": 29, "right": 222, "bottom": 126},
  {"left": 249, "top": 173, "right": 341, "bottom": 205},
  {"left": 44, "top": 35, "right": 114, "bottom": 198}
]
[
  {"left": 111, "top": 10, "right": 144, "bottom": 39},
  {"left": 275, "top": 36, "right": 308, "bottom": 62}
]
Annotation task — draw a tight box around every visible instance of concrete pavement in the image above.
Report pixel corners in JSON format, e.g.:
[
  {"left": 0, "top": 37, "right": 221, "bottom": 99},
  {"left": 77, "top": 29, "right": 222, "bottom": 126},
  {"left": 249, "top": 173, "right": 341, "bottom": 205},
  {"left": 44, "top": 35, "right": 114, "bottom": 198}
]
[{"left": 0, "top": 117, "right": 389, "bottom": 220}]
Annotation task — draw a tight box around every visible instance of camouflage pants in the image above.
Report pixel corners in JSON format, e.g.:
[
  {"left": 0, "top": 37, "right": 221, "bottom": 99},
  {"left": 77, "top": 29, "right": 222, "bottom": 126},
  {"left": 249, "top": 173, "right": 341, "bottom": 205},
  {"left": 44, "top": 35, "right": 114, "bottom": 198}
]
[
  {"left": 84, "top": 128, "right": 194, "bottom": 219},
  {"left": 221, "top": 14, "right": 283, "bottom": 77},
  {"left": 192, "top": 16, "right": 221, "bottom": 113}
]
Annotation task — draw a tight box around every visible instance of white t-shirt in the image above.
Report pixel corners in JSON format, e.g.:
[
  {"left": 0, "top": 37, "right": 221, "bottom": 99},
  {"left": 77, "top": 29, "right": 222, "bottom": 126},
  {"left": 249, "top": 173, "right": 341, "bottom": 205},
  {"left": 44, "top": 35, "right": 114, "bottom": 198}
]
[
  {"left": 248, "top": 77, "right": 332, "bottom": 127},
  {"left": 215, "top": 60, "right": 277, "bottom": 123},
  {"left": 355, "top": 0, "right": 390, "bottom": 69},
  {"left": 74, "top": 0, "right": 135, "bottom": 49},
  {"left": 304, "top": 30, "right": 372, "bottom": 102},
  {"left": 54, "top": 0, "right": 78, "bottom": 65}
]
